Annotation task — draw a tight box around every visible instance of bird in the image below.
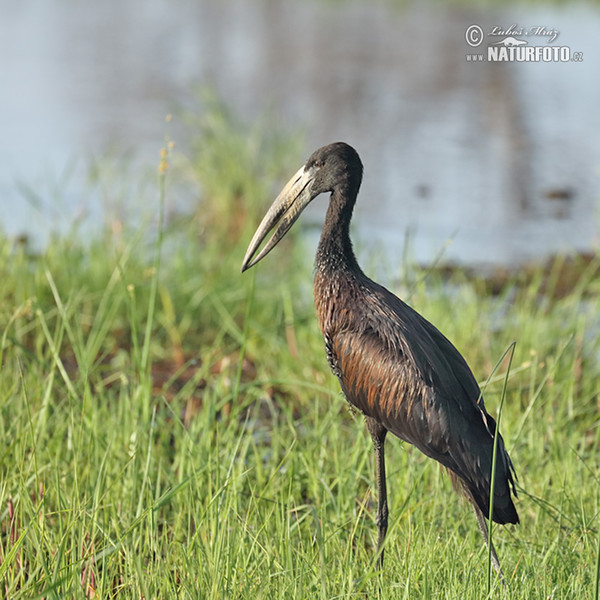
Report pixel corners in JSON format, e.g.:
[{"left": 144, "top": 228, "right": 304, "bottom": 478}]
[{"left": 241, "top": 142, "right": 518, "bottom": 578}]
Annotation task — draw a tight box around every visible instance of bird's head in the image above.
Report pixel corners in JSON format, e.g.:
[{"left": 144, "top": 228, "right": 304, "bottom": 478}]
[{"left": 241, "top": 142, "right": 362, "bottom": 272}]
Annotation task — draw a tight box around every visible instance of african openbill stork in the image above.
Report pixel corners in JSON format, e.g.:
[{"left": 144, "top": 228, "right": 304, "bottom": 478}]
[{"left": 241, "top": 142, "right": 518, "bottom": 578}]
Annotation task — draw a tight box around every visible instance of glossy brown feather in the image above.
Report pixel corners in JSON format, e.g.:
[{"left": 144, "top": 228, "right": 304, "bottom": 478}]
[{"left": 314, "top": 266, "right": 518, "bottom": 524}]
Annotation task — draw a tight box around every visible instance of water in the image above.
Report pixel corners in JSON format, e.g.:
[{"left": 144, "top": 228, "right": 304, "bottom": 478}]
[{"left": 2, "top": 0, "right": 599, "bottom": 267}]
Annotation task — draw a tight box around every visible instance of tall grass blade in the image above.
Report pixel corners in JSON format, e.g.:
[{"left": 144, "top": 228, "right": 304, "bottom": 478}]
[
  {"left": 141, "top": 146, "right": 167, "bottom": 375},
  {"left": 595, "top": 526, "right": 600, "bottom": 600},
  {"left": 487, "top": 341, "right": 515, "bottom": 595}
]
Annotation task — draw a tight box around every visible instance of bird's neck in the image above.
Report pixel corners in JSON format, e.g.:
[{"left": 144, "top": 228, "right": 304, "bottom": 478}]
[
  {"left": 313, "top": 186, "right": 364, "bottom": 340},
  {"left": 315, "top": 186, "right": 361, "bottom": 278}
]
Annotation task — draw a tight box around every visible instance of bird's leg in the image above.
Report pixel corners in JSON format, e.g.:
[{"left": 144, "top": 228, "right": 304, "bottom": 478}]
[
  {"left": 366, "top": 417, "right": 388, "bottom": 568},
  {"left": 471, "top": 500, "right": 506, "bottom": 585}
]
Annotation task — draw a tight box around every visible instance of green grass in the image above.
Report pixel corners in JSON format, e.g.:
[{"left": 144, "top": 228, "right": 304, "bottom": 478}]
[{"left": 1, "top": 106, "right": 600, "bottom": 599}]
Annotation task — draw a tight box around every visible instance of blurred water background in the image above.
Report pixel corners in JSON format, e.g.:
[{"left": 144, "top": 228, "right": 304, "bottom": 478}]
[{"left": 1, "top": 0, "right": 599, "bottom": 268}]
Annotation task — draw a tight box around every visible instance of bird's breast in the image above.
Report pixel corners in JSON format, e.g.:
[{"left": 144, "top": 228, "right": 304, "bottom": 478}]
[
  {"left": 313, "top": 270, "right": 388, "bottom": 414},
  {"left": 313, "top": 269, "right": 355, "bottom": 377},
  {"left": 313, "top": 269, "right": 432, "bottom": 436}
]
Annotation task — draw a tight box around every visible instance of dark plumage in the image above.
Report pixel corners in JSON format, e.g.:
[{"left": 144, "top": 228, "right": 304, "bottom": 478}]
[{"left": 242, "top": 142, "right": 518, "bottom": 577}]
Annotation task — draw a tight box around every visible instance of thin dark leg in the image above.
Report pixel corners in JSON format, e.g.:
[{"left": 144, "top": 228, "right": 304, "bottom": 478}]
[
  {"left": 470, "top": 499, "right": 506, "bottom": 586},
  {"left": 366, "top": 417, "right": 388, "bottom": 568}
]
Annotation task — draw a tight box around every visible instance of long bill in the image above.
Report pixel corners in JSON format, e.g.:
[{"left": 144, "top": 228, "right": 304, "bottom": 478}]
[{"left": 241, "top": 164, "right": 317, "bottom": 272}]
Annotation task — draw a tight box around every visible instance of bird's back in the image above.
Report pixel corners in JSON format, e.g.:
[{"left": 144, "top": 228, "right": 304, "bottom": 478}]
[{"left": 314, "top": 268, "right": 519, "bottom": 525}]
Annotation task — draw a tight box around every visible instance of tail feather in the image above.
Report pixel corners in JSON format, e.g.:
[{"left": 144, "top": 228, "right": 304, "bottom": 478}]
[{"left": 447, "top": 450, "right": 519, "bottom": 525}]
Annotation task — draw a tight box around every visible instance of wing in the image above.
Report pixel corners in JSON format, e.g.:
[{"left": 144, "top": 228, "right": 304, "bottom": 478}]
[{"left": 328, "top": 278, "right": 518, "bottom": 524}]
